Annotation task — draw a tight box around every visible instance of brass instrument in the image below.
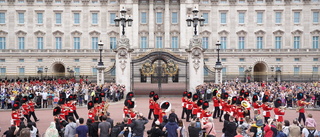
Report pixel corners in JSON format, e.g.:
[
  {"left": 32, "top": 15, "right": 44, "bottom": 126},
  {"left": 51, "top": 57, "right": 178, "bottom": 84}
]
[
  {"left": 241, "top": 100, "right": 251, "bottom": 108},
  {"left": 279, "top": 106, "right": 286, "bottom": 111},
  {"left": 217, "top": 93, "right": 221, "bottom": 98}
]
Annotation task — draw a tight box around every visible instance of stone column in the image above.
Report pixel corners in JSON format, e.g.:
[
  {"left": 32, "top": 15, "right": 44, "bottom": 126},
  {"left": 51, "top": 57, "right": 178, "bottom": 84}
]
[
  {"left": 215, "top": 65, "right": 223, "bottom": 84},
  {"left": 114, "top": 35, "right": 134, "bottom": 93},
  {"left": 186, "top": 35, "right": 204, "bottom": 93},
  {"left": 96, "top": 65, "right": 106, "bottom": 85}
]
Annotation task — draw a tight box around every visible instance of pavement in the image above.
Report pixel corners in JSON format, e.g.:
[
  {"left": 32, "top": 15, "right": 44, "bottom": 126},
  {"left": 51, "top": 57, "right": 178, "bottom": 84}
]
[{"left": 1, "top": 96, "right": 320, "bottom": 137}]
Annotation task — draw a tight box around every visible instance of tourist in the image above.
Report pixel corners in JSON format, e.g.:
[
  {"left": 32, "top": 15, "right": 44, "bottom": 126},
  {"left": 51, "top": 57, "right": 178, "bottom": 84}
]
[
  {"left": 27, "top": 122, "right": 38, "bottom": 137},
  {"left": 202, "top": 117, "right": 216, "bottom": 137},
  {"left": 64, "top": 116, "right": 77, "bottom": 137},
  {"left": 76, "top": 118, "right": 88, "bottom": 137},
  {"left": 188, "top": 121, "right": 202, "bottom": 137},
  {"left": 130, "top": 113, "right": 149, "bottom": 137},
  {"left": 163, "top": 117, "right": 179, "bottom": 137},
  {"left": 98, "top": 115, "right": 111, "bottom": 137}
]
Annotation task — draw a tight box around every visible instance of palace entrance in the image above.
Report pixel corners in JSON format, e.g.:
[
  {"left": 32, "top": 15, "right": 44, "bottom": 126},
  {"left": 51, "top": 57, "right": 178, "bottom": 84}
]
[
  {"left": 52, "top": 63, "right": 65, "bottom": 77},
  {"left": 131, "top": 51, "right": 188, "bottom": 96},
  {"left": 253, "top": 63, "right": 267, "bottom": 82}
]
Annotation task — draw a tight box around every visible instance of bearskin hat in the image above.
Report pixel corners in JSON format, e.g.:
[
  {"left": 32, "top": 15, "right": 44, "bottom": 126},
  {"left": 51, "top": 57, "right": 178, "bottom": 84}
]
[
  {"left": 297, "top": 93, "right": 304, "bottom": 100},
  {"left": 240, "top": 89, "right": 245, "bottom": 96},
  {"left": 222, "top": 93, "right": 229, "bottom": 99},
  {"left": 68, "top": 95, "right": 74, "bottom": 101},
  {"left": 12, "top": 102, "right": 20, "bottom": 110},
  {"left": 87, "top": 101, "right": 94, "bottom": 110},
  {"left": 236, "top": 97, "right": 244, "bottom": 105},
  {"left": 126, "top": 92, "right": 134, "bottom": 99},
  {"left": 124, "top": 99, "right": 135, "bottom": 108},
  {"left": 53, "top": 106, "right": 61, "bottom": 116},
  {"left": 262, "top": 95, "right": 269, "bottom": 103},
  {"left": 21, "top": 96, "right": 28, "bottom": 103},
  {"left": 93, "top": 97, "right": 100, "bottom": 104},
  {"left": 14, "top": 96, "right": 21, "bottom": 104},
  {"left": 252, "top": 95, "right": 259, "bottom": 102},
  {"left": 274, "top": 99, "right": 282, "bottom": 108},
  {"left": 192, "top": 94, "right": 199, "bottom": 101},
  {"left": 73, "top": 94, "right": 77, "bottom": 100},
  {"left": 183, "top": 91, "right": 188, "bottom": 97},
  {"left": 244, "top": 92, "right": 250, "bottom": 98},
  {"left": 58, "top": 98, "right": 65, "bottom": 105},
  {"left": 60, "top": 92, "right": 66, "bottom": 99},
  {"left": 153, "top": 94, "right": 159, "bottom": 101},
  {"left": 149, "top": 91, "right": 155, "bottom": 97},
  {"left": 28, "top": 94, "right": 35, "bottom": 100},
  {"left": 100, "top": 92, "right": 105, "bottom": 98},
  {"left": 161, "top": 101, "right": 170, "bottom": 109},
  {"left": 202, "top": 101, "right": 209, "bottom": 110},
  {"left": 197, "top": 99, "right": 204, "bottom": 106},
  {"left": 187, "top": 92, "right": 192, "bottom": 99},
  {"left": 232, "top": 96, "right": 237, "bottom": 105},
  {"left": 212, "top": 89, "right": 218, "bottom": 96}
]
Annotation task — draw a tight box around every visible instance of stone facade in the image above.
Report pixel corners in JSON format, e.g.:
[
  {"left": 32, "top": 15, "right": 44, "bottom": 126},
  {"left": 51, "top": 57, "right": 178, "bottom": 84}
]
[{"left": 0, "top": 0, "right": 319, "bottom": 82}]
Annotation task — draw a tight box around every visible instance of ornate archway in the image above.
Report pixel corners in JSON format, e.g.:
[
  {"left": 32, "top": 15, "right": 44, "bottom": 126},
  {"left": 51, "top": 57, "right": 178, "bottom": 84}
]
[
  {"left": 52, "top": 63, "right": 66, "bottom": 77},
  {"left": 253, "top": 63, "right": 267, "bottom": 82}
]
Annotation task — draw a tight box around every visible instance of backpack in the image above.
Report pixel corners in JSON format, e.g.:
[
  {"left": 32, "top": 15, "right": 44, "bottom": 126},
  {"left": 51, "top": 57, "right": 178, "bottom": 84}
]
[
  {"left": 307, "top": 129, "right": 316, "bottom": 137},
  {"left": 110, "top": 126, "right": 121, "bottom": 137},
  {"left": 276, "top": 131, "right": 287, "bottom": 137}
]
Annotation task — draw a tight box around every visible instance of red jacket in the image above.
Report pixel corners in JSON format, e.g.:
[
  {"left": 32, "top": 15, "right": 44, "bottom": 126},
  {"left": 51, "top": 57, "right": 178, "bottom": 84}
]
[
  {"left": 28, "top": 101, "right": 35, "bottom": 112},
  {"left": 21, "top": 104, "right": 30, "bottom": 115},
  {"left": 192, "top": 102, "right": 198, "bottom": 115},
  {"left": 149, "top": 98, "right": 154, "bottom": 109},
  {"left": 11, "top": 111, "right": 21, "bottom": 126},
  {"left": 153, "top": 103, "right": 160, "bottom": 115},
  {"left": 212, "top": 97, "right": 220, "bottom": 107},
  {"left": 186, "top": 100, "right": 193, "bottom": 110},
  {"left": 274, "top": 108, "right": 285, "bottom": 122},
  {"left": 182, "top": 97, "right": 187, "bottom": 108},
  {"left": 252, "top": 102, "right": 261, "bottom": 114},
  {"left": 261, "top": 104, "right": 273, "bottom": 117}
]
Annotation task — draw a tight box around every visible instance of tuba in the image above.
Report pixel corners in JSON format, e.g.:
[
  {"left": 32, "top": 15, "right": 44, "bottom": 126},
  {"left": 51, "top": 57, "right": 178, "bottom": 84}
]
[
  {"left": 217, "top": 93, "right": 221, "bottom": 98},
  {"left": 160, "top": 101, "right": 172, "bottom": 113},
  {"left": 241, "top": 100, "right": 251, "bottom": 108}
]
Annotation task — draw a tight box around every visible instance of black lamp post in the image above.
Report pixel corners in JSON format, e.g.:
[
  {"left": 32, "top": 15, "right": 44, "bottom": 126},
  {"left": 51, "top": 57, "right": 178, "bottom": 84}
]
[
  {"left": 216, "top": 41, "right": 221, "bottom": 66},
  {"left": 98, "top": 40, "right": 104, "bottom": 66},
  {"left": 114, "top": 7, "right": 133, "bottom": 36},
  {"left": 186, "top": 7, "right": 205, "bottom": 36}
]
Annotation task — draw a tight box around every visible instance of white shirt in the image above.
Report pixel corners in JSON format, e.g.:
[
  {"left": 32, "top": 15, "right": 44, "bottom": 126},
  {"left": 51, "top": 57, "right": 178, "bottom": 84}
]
[
  {"left": 302, "top": 128, "right": 319, "bottom": 137},
  {"left": 30, "top": 126, "right": 38, "bottom": 137},
  {"left": 41, "top": 92, "right": 48, "bottom": 100}
]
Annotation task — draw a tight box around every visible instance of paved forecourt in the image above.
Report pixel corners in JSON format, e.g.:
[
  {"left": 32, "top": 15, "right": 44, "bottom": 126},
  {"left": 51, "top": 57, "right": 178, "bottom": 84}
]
[{"left": 1, "top": 96, "right": 320, "bottom": 137}]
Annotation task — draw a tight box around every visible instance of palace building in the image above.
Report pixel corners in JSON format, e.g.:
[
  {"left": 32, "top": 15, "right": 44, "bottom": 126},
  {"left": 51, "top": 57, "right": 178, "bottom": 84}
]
[{"left": 0, "top": 0, "right": 319, "bottom": 88}]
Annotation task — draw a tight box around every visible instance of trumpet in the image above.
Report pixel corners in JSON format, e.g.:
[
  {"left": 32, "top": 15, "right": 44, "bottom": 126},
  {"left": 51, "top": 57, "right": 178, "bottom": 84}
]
[
  {"left": 241, "top": 100, "right": 251, "bottom": 108},
  {"left": 279, "top": 106, "right": 286, "bottom": 111}
]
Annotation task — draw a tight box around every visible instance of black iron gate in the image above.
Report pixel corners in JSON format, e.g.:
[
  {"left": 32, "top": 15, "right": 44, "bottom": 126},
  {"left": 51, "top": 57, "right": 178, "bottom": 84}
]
[{"left": 131, "top": 51, "right": 188, "bottom": 96}]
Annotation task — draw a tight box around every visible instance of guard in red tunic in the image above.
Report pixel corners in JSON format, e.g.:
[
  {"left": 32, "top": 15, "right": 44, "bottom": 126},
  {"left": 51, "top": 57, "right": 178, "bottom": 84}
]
[
  {"left": 58, "top": 98, "right": 67, "bottom": 120},
  {"left": 192, "top": 94, "right": 199, "bottom": 118},
  {"left": 181, "top": 91, "right": 188, "bottom": 119},
  {"left": 252, "top": 95, "right": 261, "bottom": 114},
  {"left": 11, "top": 102, "right": 21, "bottom": 126},
  {"left": 28, "top": 94, "right": 39, "bottom": 122},
  {"left": 127, "top": 100, "right": 136, "bottom": 124},
  {"left": 21, "top": 96, "right": 31, "bottom": 122},
  {"left": 186, "top": 92, "right": 193, "bottom": 122},
  {"left": 273, "top": 99, "right": 285, "bottom": 123},
  {"left": 220, "top": 93, "right": 229, "bottom": 122},
  {"left": 261, "top": 95, "right": 273, "bottom": 123},
  {"left": 296, "top": 92, "right": 310, "bottom": 124},
  {"left": 152, "top": 94, "right": 160, "bottom": 127},
  {"left": 148, "top": 91, "right": 155, "bottom": 120},
  {"left": 243, "top": 92, "right": 251, "bottom": 118},
  {"left": 236, "top": 97, "right": 245, "bottom": 124},
  {"left": 202, "top": 101, "right": 212, "bottom": 125},
  {"left": 230, "top": 96, "right": 237, "bottom": 119},
  {"left": 212, "top": 89, "right": 220, "bottom": 118},
  {"left": 197, "top": 99, "right": 204, "bottom": 119},
  {"left": 71, "top": 94, "right": 79, "bottom": 119},
  {"left": 66, "top": 95, "right": 74, "bottom": 119},
  {"left": 87, "top": 101, "right": 95, "bottom": 121},
  {"left": 159, "top": 101, "right": 170, "bottom": 123},
  {"left": 53, "top": 106, "right": 61, "bottom": 121}
]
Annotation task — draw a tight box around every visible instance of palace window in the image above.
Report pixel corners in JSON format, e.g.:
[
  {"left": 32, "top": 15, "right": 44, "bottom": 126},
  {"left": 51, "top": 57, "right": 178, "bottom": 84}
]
[
  {"left": 92, "top": 37, "right": 98, "bottom": 49},
  {"left": 140, "top": 36, "right": 148, "bottom": 49},
  {"left": 37, "top": 37, "right": 43, "bottom": 49},
  {"left": 110, "top": 37, "right": 117, "bottom": 49},
  {"left": 55, "top": 37, "right": 62, "bottom": 49},
  {"left": 0, "top": 37, "right": 5, "bottom": 49},
  {"left": 74, "top": 37, "right": 80, "bottom": 49},
  {"left": 140, "top": 12, "right": 147, "bottom": 24}
]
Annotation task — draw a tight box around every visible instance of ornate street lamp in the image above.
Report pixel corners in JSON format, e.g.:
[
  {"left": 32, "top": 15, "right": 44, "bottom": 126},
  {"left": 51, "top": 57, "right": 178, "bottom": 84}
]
[
  {"left": 114, "top": 7, "right": 133, "bottom": 36},
  {"left": 186, "top": 7, "right": 205, "bottom": 36},
  {"left": 98, "top": 40, "right": 104, "bottom": 66},
  {"left": 215, "top": 41, "right": 223, "bottom": 84}
]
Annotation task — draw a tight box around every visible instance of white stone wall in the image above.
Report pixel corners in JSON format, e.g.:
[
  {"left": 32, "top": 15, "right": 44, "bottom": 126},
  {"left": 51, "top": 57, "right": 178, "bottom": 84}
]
[{"left": 0, "top": 0, "right": 319, "bottom": 79}]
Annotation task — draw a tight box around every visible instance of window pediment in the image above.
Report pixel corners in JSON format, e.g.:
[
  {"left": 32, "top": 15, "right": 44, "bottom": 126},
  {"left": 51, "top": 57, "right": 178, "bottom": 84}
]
[
  {"left": 154, "top": 31, "right": 165, "bottom": 36},
  {"left": 0, "top": 30, "right": 8, "bottom": 36},
  {"left": 34, "top": 30, "right": 46, "bottom": 36},
  {"left": 236, "top": 30, "right": 247, "bottom": 36},
  {"left": 170, "top": 30, "right": 180, "bottom": 36},
  {"left": 53, "top": 30, "right": 64, "bottom": 36},
  {"left": 138, "top": 30, "right": 149, "bottom": 36},
  {"left": 71, "top": 30, "right": 82, "bottom": 36},
  {"left": 89, "top": 30, "right": 101, "bottom": 36},
  {"left": 254, "top": 30, "right": 266, "bottom": 35},
  {"left": 107, "top": 30, "right": 119, "bottom": 36},
  {"left": 199, "top": 30, "right": 211, "bottom": 36},
  {"left": 310, "top": 29, "right": 320, "bottom": 35},
  {"left": 273, "top": 30, "right": 284, "bottom": 35},
  {"left": 291, "top": 29, "right": 303, "bottom": 35},
  {"left": 15, "top": 30, "right": 27, "bottom": 36},
  {"left": 218, "top": 30, "right": 229, "bottom": 36}
]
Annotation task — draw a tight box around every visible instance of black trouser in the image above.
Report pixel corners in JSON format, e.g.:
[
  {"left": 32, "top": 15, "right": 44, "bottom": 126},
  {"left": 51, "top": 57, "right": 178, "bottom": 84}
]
[
  {"left": 148, "top": 109, "right": 154, "bottom": 119},
  {"left": 219, "top": 110, "right": 224, "bottom": 121},
  {"left": 264, "top": 117, "right": 270, "bottom": 123},
  {"left": 24, "top": 114, "right": 32, "bottom": 122},
  {"left": 287, "top": 99, "right": 293, "bottom": 107},
  {"left": 181, "top": 107, "right": 186, "bottom": 119},
  {"left": 152, "top": 114, "right": 159, "bottom": 127},
  {"left": 186, "top": 109, "right": 192, "bottom": 122},
  {"left": 298, "top": 112, "right": 306, "bottom": 125},
  {"left": 29, "top": 111, "right": 38, "bottom": 121},
  {"left": 73, "top": 110, "right": 79, "bottom": 119},
  {"left": 213, "top": 107, "right": 220, "bottom": 118},
  {"left": 42, "top": 99, "right": 48, "bottom": 108}
]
